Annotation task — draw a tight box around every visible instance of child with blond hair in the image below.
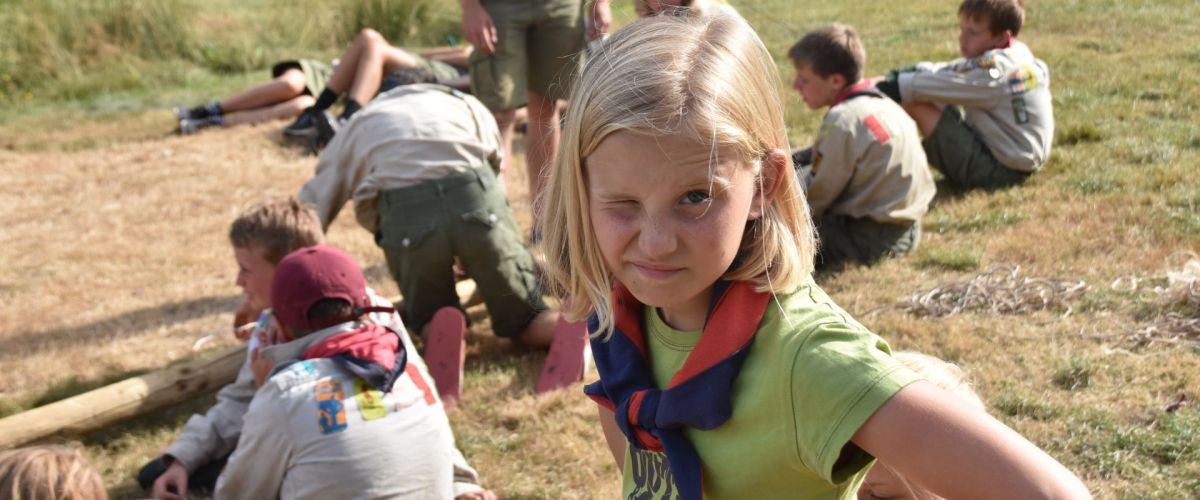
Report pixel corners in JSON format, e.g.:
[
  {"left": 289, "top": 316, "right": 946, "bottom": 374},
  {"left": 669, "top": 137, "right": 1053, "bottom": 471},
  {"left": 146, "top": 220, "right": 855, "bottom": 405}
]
[
  {"left": 0, "top": 446, "right": 106, "bottom": 500},
  {"left": 540, "top": 13, "right": 1089, "bottom": 499}
]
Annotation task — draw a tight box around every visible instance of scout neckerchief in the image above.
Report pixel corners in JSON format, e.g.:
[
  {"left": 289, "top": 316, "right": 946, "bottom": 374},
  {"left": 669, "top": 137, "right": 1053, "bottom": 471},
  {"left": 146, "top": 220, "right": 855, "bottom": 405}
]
[
  {"left": 302, "top": 322, "right": 407, "bottom": 393},
  {"left": 832, "top": 80, "right": 886, "bottom": 107},
  {"left": 584, "top": 280, "right": 772, "bottom": 500}
]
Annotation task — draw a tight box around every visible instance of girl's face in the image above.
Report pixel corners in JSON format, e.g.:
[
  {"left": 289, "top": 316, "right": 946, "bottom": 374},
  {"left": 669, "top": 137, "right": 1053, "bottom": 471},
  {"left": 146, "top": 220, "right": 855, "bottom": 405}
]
[
  {"left": 586, "top": 131, "right": 769, "bottom": 331},
  {"left": 234, "top": 246, "right": 276, "bottom": 312}
]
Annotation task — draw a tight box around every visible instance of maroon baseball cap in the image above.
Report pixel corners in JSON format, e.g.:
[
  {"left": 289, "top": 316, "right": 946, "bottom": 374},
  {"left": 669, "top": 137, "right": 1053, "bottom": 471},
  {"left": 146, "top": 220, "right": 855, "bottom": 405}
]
[{"left": 270, "top": 245, "right": 372, "bottom": 332}]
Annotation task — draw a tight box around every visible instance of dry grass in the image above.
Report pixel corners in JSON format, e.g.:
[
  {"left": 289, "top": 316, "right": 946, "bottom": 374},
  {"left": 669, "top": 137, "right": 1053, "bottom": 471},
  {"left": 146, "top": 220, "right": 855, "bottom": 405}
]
[{"left": 1, "top": 0, "right": 1199, "bottom": 498}]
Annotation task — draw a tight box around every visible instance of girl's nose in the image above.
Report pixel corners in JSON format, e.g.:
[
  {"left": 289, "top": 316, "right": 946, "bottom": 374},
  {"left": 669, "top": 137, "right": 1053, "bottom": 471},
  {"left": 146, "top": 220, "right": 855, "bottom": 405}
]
[{"left": 637, "top": 213, "right": 678, "bottom": 259}]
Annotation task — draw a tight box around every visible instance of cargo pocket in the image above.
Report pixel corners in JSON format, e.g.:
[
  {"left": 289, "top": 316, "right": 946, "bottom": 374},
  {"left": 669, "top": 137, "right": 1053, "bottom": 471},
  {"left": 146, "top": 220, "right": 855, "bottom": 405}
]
[{"left": 462, "top": 207, "right": 523, "bottom": 259}]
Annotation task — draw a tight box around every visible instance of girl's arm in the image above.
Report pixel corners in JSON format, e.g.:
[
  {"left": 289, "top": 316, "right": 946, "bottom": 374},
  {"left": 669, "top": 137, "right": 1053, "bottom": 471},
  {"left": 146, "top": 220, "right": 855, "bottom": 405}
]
[
  {"left": 597, "top": 406, "right": 627, "bottom": 470},
  {"left": 851, "top": 381, "right": 1091, "bottom": 499}
]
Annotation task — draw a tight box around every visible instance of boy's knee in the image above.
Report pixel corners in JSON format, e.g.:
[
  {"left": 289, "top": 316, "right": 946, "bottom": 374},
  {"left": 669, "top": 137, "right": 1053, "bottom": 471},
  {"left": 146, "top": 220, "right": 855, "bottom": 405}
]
[
  {"left": 280, "top": 69, "right": 307, "bottom": 95},
  {"left": 358, "top": 28, "right": 384, "bottom": 46}
]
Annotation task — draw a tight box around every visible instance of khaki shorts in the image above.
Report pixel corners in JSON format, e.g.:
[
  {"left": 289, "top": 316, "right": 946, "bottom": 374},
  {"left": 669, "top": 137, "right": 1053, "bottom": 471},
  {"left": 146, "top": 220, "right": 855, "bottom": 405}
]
[
  {"left": 271, "top": 59, "right": 333, "bottom": 96},
  {"left": 468, "top": 0, "right": 585, "bottom": 110},
  {"left": 924, "top": 106, "right": 1030, "bottom": 191},
  {"left": 815, "top": 214, "right": 920, "bottom": 271},
  {"left": 375, "top": 168, "right": 547, "bottom": 338}
]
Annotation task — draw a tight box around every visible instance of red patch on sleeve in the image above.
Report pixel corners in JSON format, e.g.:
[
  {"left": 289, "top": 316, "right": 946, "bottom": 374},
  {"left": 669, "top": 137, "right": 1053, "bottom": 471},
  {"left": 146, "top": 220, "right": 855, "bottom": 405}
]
[{"left": 864, "top": 115, "right": 891, "bottom": 144}]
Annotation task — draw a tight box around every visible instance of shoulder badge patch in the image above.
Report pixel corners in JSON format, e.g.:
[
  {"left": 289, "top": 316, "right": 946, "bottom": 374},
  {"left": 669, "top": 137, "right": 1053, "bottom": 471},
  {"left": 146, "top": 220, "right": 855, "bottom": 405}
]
[
  {"left": 353, "top": 378, "right": 388, "bottom": 421},
  {"left": 314, "top": 379, "right": 348, "bottom": 434},
  {"left": 864, "top": 115, "right": 891, "bottom": 144}
]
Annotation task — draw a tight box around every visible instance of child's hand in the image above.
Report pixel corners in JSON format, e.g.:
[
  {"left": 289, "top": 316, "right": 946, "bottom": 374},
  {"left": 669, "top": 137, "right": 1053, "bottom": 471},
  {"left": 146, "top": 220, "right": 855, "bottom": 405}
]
[
  {"left": 234, "top": 322, "right": 256, "bottom": 342},
  {"left": 250, "top": 348, "right": 275, "bottom": 388},
  {"left": 232, "top": 299, "right": 262, "bottom": 341},
  {"left": 152, "top": 460, "right": 189, "bottom": 499}
]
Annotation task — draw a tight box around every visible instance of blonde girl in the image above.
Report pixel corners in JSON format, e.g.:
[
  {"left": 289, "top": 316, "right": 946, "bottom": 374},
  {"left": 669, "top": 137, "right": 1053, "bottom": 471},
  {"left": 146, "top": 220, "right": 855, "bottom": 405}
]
[
  {"left": 540, "top": 13, "right": 1089, "bottom": 500},
  {"left": 0, "top": 446, "right": 107, "bottom": 500}
]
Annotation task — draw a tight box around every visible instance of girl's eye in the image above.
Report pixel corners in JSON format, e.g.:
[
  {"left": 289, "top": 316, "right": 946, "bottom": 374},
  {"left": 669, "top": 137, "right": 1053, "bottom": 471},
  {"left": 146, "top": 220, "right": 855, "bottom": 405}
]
[{"left": 683, "top": 190, "right": 711, "bottom": 204}]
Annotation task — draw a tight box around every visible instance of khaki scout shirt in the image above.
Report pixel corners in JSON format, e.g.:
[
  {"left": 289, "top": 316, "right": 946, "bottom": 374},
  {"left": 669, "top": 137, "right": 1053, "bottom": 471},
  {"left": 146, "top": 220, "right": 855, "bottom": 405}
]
[
  {"left": 897, "top": 40, "right": 1054, "bottom": 172},
  {"left": 804, "top": 88, "right": 935, "bottom": 225},
  {"left": 299, "top": 83, "right": 503, "bottom": 234}
]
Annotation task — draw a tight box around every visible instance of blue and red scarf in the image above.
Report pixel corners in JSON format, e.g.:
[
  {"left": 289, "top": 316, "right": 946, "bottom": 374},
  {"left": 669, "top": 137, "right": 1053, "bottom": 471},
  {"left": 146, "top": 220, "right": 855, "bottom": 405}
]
[
  {"left": 584, "top": 280, "right": 772, "bottom": 500},
  {"left": 302, "top": 322, "right": 407, "bottom": 393}
]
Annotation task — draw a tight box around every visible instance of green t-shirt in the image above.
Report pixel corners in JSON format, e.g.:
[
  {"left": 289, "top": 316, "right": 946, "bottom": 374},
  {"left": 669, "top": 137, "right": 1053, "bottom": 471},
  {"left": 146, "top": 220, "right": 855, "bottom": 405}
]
[{"left": 619, "top": 278, "right": 920, "bottom": 499}]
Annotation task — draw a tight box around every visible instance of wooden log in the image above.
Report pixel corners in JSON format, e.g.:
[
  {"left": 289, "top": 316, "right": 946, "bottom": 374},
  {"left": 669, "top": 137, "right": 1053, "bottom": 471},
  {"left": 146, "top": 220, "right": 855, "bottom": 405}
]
[
  {"left": 0, "top": 281, "right": 481, "bottom": 449},
  {"left": 0, "top": 345, "right": 245, "bottom": 450}
]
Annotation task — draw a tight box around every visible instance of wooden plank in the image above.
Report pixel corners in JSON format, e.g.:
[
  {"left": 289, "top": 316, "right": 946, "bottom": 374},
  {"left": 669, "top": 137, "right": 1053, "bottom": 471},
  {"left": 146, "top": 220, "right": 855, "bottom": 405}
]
[{"left": 0, "top": 345, "right": 245, "bottom": 450}]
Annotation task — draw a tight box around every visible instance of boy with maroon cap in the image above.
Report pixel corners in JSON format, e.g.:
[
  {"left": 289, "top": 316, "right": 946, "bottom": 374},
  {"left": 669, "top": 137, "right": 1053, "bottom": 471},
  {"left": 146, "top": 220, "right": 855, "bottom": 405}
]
[{"left": 214, "top": 245, "right": 464, "bottom": 499}]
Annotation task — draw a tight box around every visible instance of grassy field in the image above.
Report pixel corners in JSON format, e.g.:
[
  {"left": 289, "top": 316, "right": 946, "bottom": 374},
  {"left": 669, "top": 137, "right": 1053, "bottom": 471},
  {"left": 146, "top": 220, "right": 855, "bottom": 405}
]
[{"left": 1, "top": 0, "right": 1198, "bottom": 498}]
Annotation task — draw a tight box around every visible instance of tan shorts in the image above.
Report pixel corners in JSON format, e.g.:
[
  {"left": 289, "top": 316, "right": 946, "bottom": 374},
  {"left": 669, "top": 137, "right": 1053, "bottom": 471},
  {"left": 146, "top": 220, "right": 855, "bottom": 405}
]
[{"left": 468, "top": 0, "right": 585, "bottom": 111}]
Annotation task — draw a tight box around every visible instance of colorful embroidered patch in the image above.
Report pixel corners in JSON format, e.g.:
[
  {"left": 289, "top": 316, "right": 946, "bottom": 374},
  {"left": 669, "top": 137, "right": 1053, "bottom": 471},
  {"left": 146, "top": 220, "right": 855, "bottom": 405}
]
[
  {"left": 314, "top": 379, "right": 347, "bottom": 434},
  {"left": 353, "top": 378, "right": 387, "bottom": 421},
  {"left": 285, "top": 360, "right": 317, "bottom": 378},
  {"left": 977, "top": 53, "right": 996, "bottom": 68},
  {"left": 1012, "top": 97, "right": 1029, "bottom": 124},
  {"left": 864, "top": 115, "right": 891, "bottom": 144}
]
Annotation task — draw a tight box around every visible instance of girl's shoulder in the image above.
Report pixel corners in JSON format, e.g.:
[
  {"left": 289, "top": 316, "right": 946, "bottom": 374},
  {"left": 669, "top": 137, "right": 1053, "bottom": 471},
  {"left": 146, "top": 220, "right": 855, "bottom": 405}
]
[{"left": 760, "top": 277, "right": 872, "bottom": 344}]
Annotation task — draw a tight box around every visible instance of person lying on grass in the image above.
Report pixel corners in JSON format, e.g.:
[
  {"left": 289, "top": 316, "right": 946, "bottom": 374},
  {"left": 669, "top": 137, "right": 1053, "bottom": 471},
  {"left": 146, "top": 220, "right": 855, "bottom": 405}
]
[{"left": 177, "top": 28, "right": 471, "bottom": 136}]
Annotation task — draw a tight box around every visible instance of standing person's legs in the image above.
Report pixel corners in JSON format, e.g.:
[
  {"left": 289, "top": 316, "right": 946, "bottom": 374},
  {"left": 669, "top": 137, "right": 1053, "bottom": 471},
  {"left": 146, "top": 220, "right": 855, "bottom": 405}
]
[
  {"left": 524, "top": 0, "right": 586, "bottom": 221},
  {"left": 469, "top": 1, "right": 531, "bottom": 180}
]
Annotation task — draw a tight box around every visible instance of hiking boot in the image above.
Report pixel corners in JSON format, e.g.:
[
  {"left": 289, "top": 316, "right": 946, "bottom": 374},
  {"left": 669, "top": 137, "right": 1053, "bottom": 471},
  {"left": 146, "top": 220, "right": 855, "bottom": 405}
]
[
  {"left": 283, "top": 107, "right": 322, "bottom": 137},
  {"left": 179, "top": 116, "right": 220, "bottom": 135},
  {"left": 310, "top": 110, "right": 342, "bottom": 151}
]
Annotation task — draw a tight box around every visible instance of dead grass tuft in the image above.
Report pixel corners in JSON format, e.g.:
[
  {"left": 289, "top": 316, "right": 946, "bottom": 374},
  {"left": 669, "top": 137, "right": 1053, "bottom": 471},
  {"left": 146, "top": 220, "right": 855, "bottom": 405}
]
[
  {"left": 1123, "top": 255, "right": 1200, "bottom": 348},
  {"left": 902, "top": 265, "right": 1088, "bottom": 317}
]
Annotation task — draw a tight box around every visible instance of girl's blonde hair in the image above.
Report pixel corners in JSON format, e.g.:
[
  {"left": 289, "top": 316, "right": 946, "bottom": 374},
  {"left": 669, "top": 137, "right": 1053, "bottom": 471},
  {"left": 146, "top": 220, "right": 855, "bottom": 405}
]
[
  {"left": 540, "top": 14, "right": 816, "bottom": 337},
  {"left": 0, "top": 446, "right": 107, "bottom": 500}
]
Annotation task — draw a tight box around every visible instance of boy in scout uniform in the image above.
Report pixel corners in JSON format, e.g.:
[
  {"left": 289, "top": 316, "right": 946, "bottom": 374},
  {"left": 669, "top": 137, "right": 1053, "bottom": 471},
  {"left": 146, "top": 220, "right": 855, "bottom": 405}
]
[
  {"left": 789, "top": 24, "right": 935, "bottom": 269},
  {"left": 874, "top": 0, "right": 1053, "bottom": 190}
]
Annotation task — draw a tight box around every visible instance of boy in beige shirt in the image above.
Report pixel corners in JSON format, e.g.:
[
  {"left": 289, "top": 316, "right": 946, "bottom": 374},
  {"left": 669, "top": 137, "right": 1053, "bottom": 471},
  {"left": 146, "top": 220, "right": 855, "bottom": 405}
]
[
  {"left": 874, "top": 0, "right": 1053, "bottom": 190},
  {"left": 789, "top": 24, "right": 935, "bottom": 270}
]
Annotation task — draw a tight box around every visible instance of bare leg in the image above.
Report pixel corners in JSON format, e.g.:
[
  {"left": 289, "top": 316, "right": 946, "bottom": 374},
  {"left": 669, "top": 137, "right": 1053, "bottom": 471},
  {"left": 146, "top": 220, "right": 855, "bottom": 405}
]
[
  {"left": 218, "top": 69, "right": 307, "bottom": 113},
  {"left": 515, "top": 310, "right": 562, "bottom": 349},
  {"left": 222, "top": 95, "right": 315, "bottom": 127},
  {"left": 493, "top": 108, "right": 519, "bottom": 182},
  {"left": 902, "top": 102, "right": 943, "bottom": 138},
  {"left": 420, "top": 45, "right": 473, "bottom": 68},
  {"left": 525, "top": 91, "right": 561, "bottom": 220},
  {"left": 326, "top": 29, "right": 420, "bottom": 105}
]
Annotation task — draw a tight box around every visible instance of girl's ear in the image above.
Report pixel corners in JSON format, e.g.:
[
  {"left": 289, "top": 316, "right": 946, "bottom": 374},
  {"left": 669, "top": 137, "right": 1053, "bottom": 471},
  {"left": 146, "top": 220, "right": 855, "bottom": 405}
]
[{"left": 749, "top": 149, "right": 788, "bottom": 220}]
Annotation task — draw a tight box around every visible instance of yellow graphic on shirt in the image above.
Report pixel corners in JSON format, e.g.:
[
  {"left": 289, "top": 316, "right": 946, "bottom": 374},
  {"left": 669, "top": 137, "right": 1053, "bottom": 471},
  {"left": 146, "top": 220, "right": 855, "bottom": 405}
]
[{"left": 353, "top": 378, "right": 387, "bottom": 421}]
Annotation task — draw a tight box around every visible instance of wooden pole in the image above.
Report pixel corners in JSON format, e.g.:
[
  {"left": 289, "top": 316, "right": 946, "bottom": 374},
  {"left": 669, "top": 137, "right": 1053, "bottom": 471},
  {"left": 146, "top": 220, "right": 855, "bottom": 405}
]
[
  {"left": 0, "top": 280, "right": 481, "bottom": 449},
  {"left": 0, "top": 345, "right": 245, "bottom": 450}
]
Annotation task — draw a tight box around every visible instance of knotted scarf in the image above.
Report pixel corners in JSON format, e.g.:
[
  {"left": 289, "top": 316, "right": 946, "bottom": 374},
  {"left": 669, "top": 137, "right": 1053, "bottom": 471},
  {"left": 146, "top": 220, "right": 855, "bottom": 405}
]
[
  {"left": 302, "top": 322, "right": 407, "bottom": 393},
  {"left": 584, "top": 280, "right": 772, "bottom": 500}
]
